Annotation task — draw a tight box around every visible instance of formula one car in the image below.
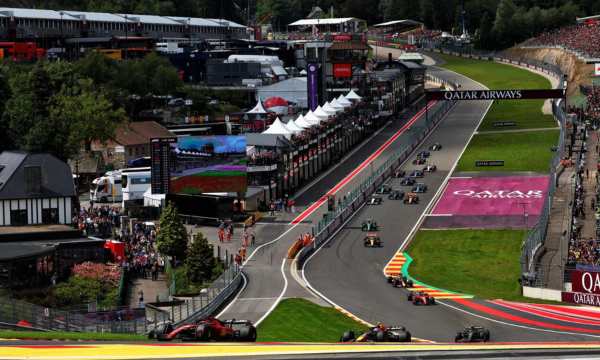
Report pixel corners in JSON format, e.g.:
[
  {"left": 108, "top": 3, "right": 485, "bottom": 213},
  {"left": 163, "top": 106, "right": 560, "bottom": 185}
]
[
  {"left": 387, "top": 275, "right": 414, "bottom": 288},
  {"left": 404, "top": 192, "right": 419, "bottom": 204},
  {"left": 409, "top": 170, "right": 424, "bottom": 178},
  {"left": 364, "top": 232, "right": 382, "bottom": 247},
  {"left": 388, "top": 190, "right": 405, "bottom": 200},
  {"left": 412, "top": 183, "right": 428, "bottom": 193},
  {"left": 400, "top": 177, "right": 416, "bottom": 186},
  {"left": 393, "top": 169, "right": 406, "bottom": 178},
  {"left": 412, "top": 157, "right": 427, "bottom": 165},
  {"left": 455, "top": 326, "right": 490, "bottom": 343},
  {"left": 429, "top": 143, "right": 442, "bottom": 151},
  {"left": 417, "top": 150, "right": 431, "bottom": 158},
  {"left": 407, "top": 291, "right": 436, "bottom": 305},
  {"left": 340, "top": 324, "right": 411, "bottom": 343},
  {"left": 361, "top": 219, "right": 378, "bottom": 231},
  {"left": 375, "top": 184, "right": 392, "bottom": 195},
  {"left": 150, "top": 318, "right": 257, "bottom": 342},
  {"left": 423, "top": 164, "right": 437, "bottom": 172},
  {"left": 368, "top": 196, "right": 383, "bottom": 205}
]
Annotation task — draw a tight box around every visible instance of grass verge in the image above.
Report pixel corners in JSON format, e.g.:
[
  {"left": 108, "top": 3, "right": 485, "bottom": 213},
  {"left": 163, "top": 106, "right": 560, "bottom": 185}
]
[
  {"left": 0, "top": 330, "right": 146, "bottom": 341},
  {"left": 407, "top": 229, "right": 526, "bottom": 301},
  {"left": 455, "top": 129, "right": 559, "bottom": 173},
  {"left": 257, "top": 298, "right": 369, "bottom": 342},
  {"left": 438, "top": 53, "right": 555, "bottom": 131}
]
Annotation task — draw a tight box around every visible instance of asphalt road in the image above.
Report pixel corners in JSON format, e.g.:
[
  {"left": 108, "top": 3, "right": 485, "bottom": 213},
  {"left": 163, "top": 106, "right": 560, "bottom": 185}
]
[
  {"left": 218, "top": 97, "right": 446, "bottom": 324},
  {"left": 303, "top": 66, "right": 598, "bottom": 342}
]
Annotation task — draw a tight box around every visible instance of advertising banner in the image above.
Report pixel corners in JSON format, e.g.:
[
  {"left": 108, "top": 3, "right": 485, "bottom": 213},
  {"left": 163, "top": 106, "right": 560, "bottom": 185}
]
[
  {"left": 425, "top": 176, "right": 550, "bottom": 229},
  {"left": 571, "top": 270, "right": 600, "bottom": 295},
  {"left": 595, "top": 63, "right": 600, "bottom": 77},
  {"left": 333, "top": 63, "right": 352, "bottom": 78},
  {"left": 562, "top": 292, "right": 600, "bottom": 307},
  {"left": 426, "top": 89, "right": 565, "bottom": 101},
  {"left": 307, "top": 63, "right": 319, "bottom": 111}
]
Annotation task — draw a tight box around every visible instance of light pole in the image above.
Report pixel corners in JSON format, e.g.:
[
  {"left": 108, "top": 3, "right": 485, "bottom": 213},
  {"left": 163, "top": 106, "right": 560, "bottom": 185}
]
[{"left": 124, "top": 15, "right": 128, "bottom": 59}]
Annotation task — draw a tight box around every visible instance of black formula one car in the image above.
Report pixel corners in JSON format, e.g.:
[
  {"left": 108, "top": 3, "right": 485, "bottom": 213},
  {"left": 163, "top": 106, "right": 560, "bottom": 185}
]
[
  {"left": 364, "top": 232, "right": 382, "bottom": 247},
  {"left": 388, "top": 190, "right": 405, "bottom": 200},
  {"left": 375, "top": 184, "right": 392, "bottom": 194},
  {"left": 417, "top": 150, "right": 431, "bottom": 158},
  {"left": 368, "top": 196, "right": 383, "bottom": 205},
  {"left": 393, "top": 169, "right": 406, "bottom": 178},
  {"left": 423, "top": 164, "right": 437, "bottom": 172},
  {"left": 409, "top": 170, "right": 424, "bottom": 178},
  {"left": 429, "top": 143, "right": 442, "bottom": 151},
  {"left": 149, "top": 318, "right": 257, "bottom": 342},
  {"left": 387, "top": 275, "right": 414, "bottom": 288},
  {"left": 407, "top": 291, "right": 436, "bottom": 305},
  {"left": 400, "top": 177, "right": 416, "bottom": 186},
  {"left": 340, "top": 324, "right": 411, "bottom": 343},
  {"left": 412, "top": 157, "right": 427, "bottom": 165},
  {"left": 412, "top": 183, "right": 428, "bottom": 193},
  {"left": 455, "top": 326, "right": 490, "bottom": 343},
  {"left": 404, "top": 192, "right": 419, "bottom": 204},
  {"left": 361, "top": 219, "right": 378, "bottom": 231}
]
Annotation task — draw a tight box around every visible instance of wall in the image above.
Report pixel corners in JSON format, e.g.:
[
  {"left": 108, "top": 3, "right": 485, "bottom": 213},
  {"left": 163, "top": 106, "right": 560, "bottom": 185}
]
[{"left": 522, "top": 286, "right": 563, "bottom": 302}]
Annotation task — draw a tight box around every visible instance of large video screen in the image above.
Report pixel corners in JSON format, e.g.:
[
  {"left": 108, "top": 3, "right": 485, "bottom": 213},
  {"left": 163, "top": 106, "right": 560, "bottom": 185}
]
[{"left": 169, "top": 136, "right": 247, "bottom": 194}]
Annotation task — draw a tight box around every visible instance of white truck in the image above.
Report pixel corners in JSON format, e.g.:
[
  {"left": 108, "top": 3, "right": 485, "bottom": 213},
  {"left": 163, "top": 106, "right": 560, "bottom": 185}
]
[{"left": 90, "top": 167, "right": 150, "bottom": 204}]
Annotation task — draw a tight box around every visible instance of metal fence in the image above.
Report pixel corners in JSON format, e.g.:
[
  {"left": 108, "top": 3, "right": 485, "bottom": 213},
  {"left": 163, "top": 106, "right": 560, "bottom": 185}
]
[
  {"left": 298, "top": 92, "right": 457, "bottom": 268},
  {"left": 0, "top": 296, "right": 148, "bottom": 334}
]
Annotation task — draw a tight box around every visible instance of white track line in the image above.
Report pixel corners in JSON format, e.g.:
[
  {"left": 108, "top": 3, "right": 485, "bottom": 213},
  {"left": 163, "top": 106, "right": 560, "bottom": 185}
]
[
  {"left": 255, "top": 257, "right": 288, "bottom": 326},
  {"left": 216, "top": 271, "right": 247, "bottom": 318}
]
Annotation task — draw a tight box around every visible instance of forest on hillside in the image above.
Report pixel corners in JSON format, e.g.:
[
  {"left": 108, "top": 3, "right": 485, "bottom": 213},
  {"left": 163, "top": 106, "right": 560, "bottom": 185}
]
[{"left": 4, "top": 0, "right": 600, "bottom": 48}]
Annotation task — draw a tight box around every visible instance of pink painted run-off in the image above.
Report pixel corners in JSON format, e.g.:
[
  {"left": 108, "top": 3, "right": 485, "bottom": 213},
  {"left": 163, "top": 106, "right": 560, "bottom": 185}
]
[{"left": 432, "top": 176, "right": 551, "bottom": 217}]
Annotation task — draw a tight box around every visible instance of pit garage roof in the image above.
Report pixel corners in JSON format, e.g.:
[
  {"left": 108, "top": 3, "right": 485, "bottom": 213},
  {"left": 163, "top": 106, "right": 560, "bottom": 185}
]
[
  {"left": 0, "top": 7, "right": 79, "bottom": 20},
  {"left": 118, "top": 13, "right": 182, "bottom": 25},
  {"left": 373, "top": 19, "right": 423, "bottom": 27},
  {"left": 168, "top": 16, "right": 220, "bottom": 27},
  {"left": 208, "top": 18, "right": 247, "bottom": 28},
  {"left": 64, "top": 10, "right": 133, "bottom": 23},
  {"left": 289, "top": 18, "right": 358, "bottom": 26}
]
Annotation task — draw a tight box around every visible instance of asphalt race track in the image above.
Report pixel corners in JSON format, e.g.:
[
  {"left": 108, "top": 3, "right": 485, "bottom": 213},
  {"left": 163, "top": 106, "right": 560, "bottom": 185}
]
[
  {"left": 218, "top": 93, "right": 445, "bottom": 324},
  {"left": 303, "top": 66, "right": 600, "bottom": 342}
]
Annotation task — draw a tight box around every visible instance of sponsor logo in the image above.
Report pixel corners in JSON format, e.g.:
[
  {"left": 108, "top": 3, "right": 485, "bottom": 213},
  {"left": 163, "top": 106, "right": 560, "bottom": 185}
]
[
  {"left": 443, "top": 90, "right": 523, "bottom": 100},
  {"left": 562, "top": 291, "right": 600, "bottom": 307},
  {"left": 572, "top": 270, "right": 600, "bottom": 294},
  {"left": 453, "top": 190, "right": 543, "bottom": 199}
]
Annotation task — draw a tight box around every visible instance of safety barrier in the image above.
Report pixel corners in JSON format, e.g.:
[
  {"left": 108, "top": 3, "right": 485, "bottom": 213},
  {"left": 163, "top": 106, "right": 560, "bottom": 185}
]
[{"left": 297, "top": 94, "right": 457, "bottom": 269}]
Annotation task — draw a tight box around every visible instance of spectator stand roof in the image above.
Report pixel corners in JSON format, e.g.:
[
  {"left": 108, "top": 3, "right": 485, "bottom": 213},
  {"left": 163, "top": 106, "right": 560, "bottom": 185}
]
[
  {"left": 208, "top": 18, "right": 247, "bottom": 28},
  {"left": 117, "top": 13, "right": 181, "bottom": 25},
  {"left": 373, "top": 19, "right": 423, "bottom": 28},
  {"left": 167, "top": 16, "right": 221, "bottom": 27},
  {"left": 577, "top": 14, "right": 600, "bottom": 24},
  {"left": 0, "top": 7, "right": 79, "bottom": 20},
  {"left": 63, "top": 10, "right": 133, "bottom": 23},
  {"left": 289, "top": 17, "right": 360, "bottom": 27}
]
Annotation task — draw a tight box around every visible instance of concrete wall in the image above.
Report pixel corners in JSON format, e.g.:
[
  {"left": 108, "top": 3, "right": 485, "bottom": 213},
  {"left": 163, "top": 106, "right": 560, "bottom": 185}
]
[{"left": 522, "top": 286, "right": 563, "bottom": 302}]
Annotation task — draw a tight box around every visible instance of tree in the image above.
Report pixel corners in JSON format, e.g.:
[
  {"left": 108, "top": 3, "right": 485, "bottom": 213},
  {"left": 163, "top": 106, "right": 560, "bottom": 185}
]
[
  {"left": 0, "top": 72, "right": 12, "bottom": 153},
  {"left": 492, "top": 0, "right": 517, "bottom": 47},
  {"left": 156, "top": 202, "right": 189, "bottom": 262},
  {"left": 476, "top": 11, "right": 494, "bottom": 49},
  {"left": 185, "top": 232, "right": 217, "bottom": 284}
]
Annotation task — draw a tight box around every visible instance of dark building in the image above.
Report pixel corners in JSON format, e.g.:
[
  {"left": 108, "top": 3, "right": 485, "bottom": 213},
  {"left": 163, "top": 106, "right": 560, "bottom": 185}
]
[
  {"left": 206, "top": 60, "right": 262, "bottom": 86},
  {"left": 0, "top": 151, "right": 76, "bottom": 227}
]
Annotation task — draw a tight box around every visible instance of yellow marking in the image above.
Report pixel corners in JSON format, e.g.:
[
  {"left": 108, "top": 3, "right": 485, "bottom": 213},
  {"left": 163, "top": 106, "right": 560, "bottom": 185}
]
[{"left": 4, "top": 342, "right": 600, "bottom": 359}]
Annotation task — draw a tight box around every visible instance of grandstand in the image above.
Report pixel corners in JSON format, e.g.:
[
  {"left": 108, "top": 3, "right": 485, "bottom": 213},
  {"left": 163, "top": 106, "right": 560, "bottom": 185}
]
[
  {"left": 0, "top": 7, "right": 248, "bottom": 43},
  {"left": 521, "top": 16, "right": 600, "bottom": 62}
]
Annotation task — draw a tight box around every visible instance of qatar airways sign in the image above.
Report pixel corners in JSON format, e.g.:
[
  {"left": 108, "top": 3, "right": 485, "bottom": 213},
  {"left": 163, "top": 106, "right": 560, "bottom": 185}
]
[
  {"left": 572, "top": 270, "right": 600, "bottom": 295},
  {"left": 426, "top": 89, "right": 565, "bottom": 101},
  {"left": 432, "top": 176, "right": 550, "bottom": 217}
]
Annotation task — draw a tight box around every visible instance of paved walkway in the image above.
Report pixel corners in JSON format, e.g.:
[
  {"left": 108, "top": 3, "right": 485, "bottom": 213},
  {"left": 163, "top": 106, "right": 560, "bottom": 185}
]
[{"left": 128, "top": 272, "right": 169, "bottom": 306}]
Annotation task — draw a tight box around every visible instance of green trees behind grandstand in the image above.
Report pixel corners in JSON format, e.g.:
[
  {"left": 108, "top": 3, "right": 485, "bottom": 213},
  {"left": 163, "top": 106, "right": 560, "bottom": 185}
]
[{"left": 156, "top": 202, "right": 189, "bottom": 263}]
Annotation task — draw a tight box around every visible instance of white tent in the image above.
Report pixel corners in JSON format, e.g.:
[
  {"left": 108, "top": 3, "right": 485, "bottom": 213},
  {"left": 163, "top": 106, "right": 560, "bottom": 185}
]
[
  {"left": 323, "top": 102, "right": 341, "bottom": 114},
  {"left": 313, "top": 106, "right": 330, "bottom": 119},
  {"left": 330, "top": 98, "right": 346, "bottom": 110},
  {"left": 345, "top": 89, "right": 362, "bottom": 101},
  {"left": 337, "top": 94, "right": 353, "bottom": 107},
  {"left": 263, "top": 117, "right": 292, "bottom": 138},
  {"left": 304, "top": 111, "right": 322, "bottom": 125},
  {"left": 295, "top": 114, "right": 312, "bottom": 128},
  {"left": 285, "top": 119, "right": 304, "bottom": 133},
  {"left": 247, "top": 97, "right": 269, "bottom": 114}
]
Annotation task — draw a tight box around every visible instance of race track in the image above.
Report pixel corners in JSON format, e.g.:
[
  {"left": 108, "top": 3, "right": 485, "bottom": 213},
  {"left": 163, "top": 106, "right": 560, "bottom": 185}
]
[{"left": 303, "top": 65, "right": 600, "bottom": 342}]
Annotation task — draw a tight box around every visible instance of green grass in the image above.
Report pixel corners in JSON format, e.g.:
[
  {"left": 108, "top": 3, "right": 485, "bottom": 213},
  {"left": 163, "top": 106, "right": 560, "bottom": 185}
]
[
  {"left": 0, "top": 330, "right": 146, "bottom": 341},
  {"left": 257, "top": 298, "right": 369, "bottom": 342},
  {"left": 407, "top": 229, "right": 527, "bottom": 301},
  {"left": 455, "top": 130, "right": 559, "bottom": 173},
  {"left": 438, "top": 53, "right": 555, "bottom": 131}
]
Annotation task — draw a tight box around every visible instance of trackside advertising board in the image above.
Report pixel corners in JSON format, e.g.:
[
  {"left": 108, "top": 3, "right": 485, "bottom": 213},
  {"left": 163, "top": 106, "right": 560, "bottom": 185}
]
[
  {"left": 426, "top": 89, "right": 565, "bottom": 101},
  {"left": 561, "top": 270, "right": 600, "bottom": 306}
]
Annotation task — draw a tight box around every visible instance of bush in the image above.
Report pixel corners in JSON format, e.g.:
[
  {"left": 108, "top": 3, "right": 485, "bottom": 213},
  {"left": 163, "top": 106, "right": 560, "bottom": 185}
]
[
  {"left": 53, "top": 276, "right": 104, "bottom": 307},
  {"left": 72, "top": 262, "right": 120, "bottom": 287}
]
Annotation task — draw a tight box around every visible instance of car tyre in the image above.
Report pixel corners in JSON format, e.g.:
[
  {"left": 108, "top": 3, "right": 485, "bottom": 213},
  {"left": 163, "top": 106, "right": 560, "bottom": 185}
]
[{"left": 340, "top": 330, "right": 356, "bottom": 342}]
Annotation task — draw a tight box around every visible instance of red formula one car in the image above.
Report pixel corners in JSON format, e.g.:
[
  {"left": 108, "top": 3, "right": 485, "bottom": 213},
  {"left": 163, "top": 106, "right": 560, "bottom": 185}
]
[
  {"left": 150, "top": 318, "right": 257, "bottom": 342},
  {"left": 407, "top": 291, "right": 436, "bottom": 305}
]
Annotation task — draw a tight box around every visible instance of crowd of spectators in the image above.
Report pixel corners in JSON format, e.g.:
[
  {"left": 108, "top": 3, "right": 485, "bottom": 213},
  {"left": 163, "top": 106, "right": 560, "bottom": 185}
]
[
  {"left": 523, "top": 22, "right": 600, "bottom": 59},
  {"left": 117, "top": 222, "right": 163, "bottom": 281},
  {"left": 74, "top": 206, "right": 121, "bottom": 238}
]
